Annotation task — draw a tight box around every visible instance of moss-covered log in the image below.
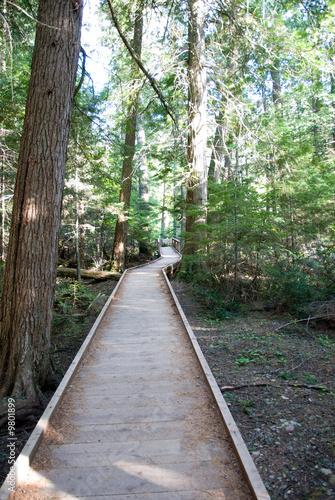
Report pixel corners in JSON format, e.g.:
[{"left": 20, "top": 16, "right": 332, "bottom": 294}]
[{"left": 57, "top": 268, "right": 122, "bottom": 280}]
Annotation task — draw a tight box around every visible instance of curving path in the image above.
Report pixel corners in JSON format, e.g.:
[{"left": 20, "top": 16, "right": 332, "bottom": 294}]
[{"left": 6, "top": 247, "right": 268, "bottom": 499}]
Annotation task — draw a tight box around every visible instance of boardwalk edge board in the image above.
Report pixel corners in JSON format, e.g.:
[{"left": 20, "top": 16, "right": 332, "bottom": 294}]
[
  {"left": 162, "top": 260, "right": 271, "bottom": 500},
  {"left": 0, "top": 255, "right": 164, "bottom": 500}
]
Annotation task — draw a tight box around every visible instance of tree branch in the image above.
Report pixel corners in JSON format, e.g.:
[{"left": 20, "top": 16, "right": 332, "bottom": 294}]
[
  {"left": 5, "top": 0, "right": 61, "bottom": 30},
  {"left": 106, "top": 0, "right": 176, "bottom": 125},
  {"left": 74, "top": 47, "right": 87, "bottom": 97}
]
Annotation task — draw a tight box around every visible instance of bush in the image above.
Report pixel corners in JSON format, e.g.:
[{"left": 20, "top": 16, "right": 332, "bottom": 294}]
[{"left": 264, "top": 261, "right": 319, "bottom": 307}]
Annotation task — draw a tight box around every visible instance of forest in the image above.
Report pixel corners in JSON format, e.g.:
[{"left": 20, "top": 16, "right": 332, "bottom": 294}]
[
  {"left": 1, "top": 0, "right": 335, "bottom": 307},
  {"left": 0, "top": 0, "right": 335, "bottom": 498}
]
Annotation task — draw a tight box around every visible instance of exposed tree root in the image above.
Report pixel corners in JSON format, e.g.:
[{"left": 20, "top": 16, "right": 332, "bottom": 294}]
[{"left": 0, "top": 401, "right": 44, "bottom": 432}]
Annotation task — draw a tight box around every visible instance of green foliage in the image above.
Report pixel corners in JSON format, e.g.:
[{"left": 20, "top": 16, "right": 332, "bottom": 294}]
[
  {"left": 53, "top": 280, "right": 96, "bottom": 335},
  {"left": 237, "top": 397, "right": 255, "bottom": 415},
  {"left": 2, "top": 0, "right": 335, "bottom": 323},
  {"left": 264, "top": 261, "right": 318, "bottom": 306}
]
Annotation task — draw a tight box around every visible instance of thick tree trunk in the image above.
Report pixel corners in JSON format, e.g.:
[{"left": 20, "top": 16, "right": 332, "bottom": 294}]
[
  {"left": 0, "top": 0, "right": 83, "bottom": 402},
  {"left": 112, "top": 0, "right": 144, "bottom": 270},
  {"left": 184, "top": 0, "right": 207, "bottom": 256}
]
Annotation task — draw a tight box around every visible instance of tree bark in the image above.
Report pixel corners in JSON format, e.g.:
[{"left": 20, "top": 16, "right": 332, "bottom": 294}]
[
  {"left": 112, "top": 0, "right": 144, "bottom": 270},
  {"left": 330, "top": 61, "right": 335, "bottom": 151},
  {"left": 184, "top": 0, "right": 207, "bottom": 256},
  {"left": 0, "top": 162, "right": 5, "bottom": 263},
  {"left": 208, "top": 111, "right": 224, "bottom": 184},
  {"left": 0, "top": 0, "right": 83, "bottom": 402},
  {"left": 75, "top": 166, "right": 81, "bottom": 281},
  {"left": 270, "top": 66, "right": 281, "bottom": 105},
  {"left": 138, "top": 116, "right": 151, "bottom": 255},
  {"left": 160, "top": 181, "right": 167, "bottom": 238}
]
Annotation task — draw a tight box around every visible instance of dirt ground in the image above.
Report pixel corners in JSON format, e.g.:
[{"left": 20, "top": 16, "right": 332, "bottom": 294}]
[
  {"left": 172, "top": 280, "right": 335, "bottom": 500},
  {"left": 1, "top": 271, "right": 335, "bottom": 500}
]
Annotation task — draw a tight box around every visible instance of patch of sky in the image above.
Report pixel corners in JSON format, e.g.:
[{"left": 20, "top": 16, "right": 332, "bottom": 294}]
[{"left": 81, "top": 0, "right": 111, "bottom": 93}]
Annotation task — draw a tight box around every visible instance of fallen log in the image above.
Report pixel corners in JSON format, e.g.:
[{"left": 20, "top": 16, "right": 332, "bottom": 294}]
[
  {"left": 274, "top": 314, "right": 335, "bottom": 331},
  {"left": 57, "top": 267, "right": 122, "bottom": 281}
]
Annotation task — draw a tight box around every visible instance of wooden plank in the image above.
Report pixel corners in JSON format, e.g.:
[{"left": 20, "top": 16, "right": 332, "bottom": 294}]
[{"left": 16, "top": 462, "right": 236, "bottom": 498}]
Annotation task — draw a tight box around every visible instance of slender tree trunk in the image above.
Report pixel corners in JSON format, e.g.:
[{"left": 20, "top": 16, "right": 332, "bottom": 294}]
[
  {"left": 330, "top": 67, "right": 335, "bottom": 151},
  {"left": 75, "top": 167, "right": 81, "bottom": 281},
  {"left": 160, "top": 181, "right": 167, "bottom": 238},
  {"left": 1, "top": 0, "right": 7, "bottom": 72},
  {"left": 137, "top": 115, "right": 151, "bottom": 255},
  {"left": 270, "top": 65, "right": 281, "bottom": 105},
  {"left": 0, "top": 162, "right": 5, "bottom": 263},
  {"left": 180, "top": 185, "right": 186, "bottom": 246},
  {"left": 208, "top": 111, "right": 224, "bottom": 185},
  {"left": 173, "top": 178, "right": 178, "bottom": 238},
  {"left": 184, "top": 0, "right": 207, "bottom": 256},
  {"left": 0, "top": 0, "right": 83, "bottom": 402},
  {"left": 112, "top": 0, "right": 144, "bottom": 270}
]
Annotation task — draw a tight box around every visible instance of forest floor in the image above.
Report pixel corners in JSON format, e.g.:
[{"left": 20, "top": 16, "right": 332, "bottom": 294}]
[
  {"left": 1, "top": 267, "right": 335, "bottom": 500},
  {"left": 172, "top": 280, "right": 335, "bottom": 500}
]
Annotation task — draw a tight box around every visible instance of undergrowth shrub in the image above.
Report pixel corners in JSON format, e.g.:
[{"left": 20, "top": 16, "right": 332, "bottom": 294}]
[
  {"left": 52, "top": 279, "right": 96, "bottom": 336},
  {"left": 176, "top": 251, "right": 335, "bottom": 316},
  {"left": 263, "top": 262, "right": 318, "bottom": 307}
]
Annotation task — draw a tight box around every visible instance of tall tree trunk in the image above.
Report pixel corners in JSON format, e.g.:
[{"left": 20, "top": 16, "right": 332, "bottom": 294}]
[
  {"left": 330, "top": 62, "right": 335, "bottom": 151},
  {"left": 208, "top": 111, "right": 224, "bottom": 185},
  {"left": 75, "top": 166, "right": 81, "bottom": 281},
  {"left": 160, "top": 181, "right": 167, "bottom": 238},
  {"left": 0, "top": 0, "right": 83, "bottom": 402},
  {"left": 112, "top": 0, "right": 144, "bottom": 270},
  {"left": 184, "top": 0, "right": 207, "bottom": 256},
  {"left": 270, "top": 63, "right": 281, "bottom": 105},
  {"left": 137, "top": 114, "right": 151, "bottom": 255},
  {"left": 0, "top": 162, "right": 5, "bottom": 263}
]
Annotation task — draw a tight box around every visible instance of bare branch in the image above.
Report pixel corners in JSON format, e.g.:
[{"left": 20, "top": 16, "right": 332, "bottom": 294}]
[
  {"left": 5, "top": 0, "right": 61, "bottom": 30},
  {"left": 274, "top": 315, "right": 335, "bottom": 331},
  {"left": 74, "top": 47, "right": 87, "bottom": 97},
  {"left": 106, "top": 0, "right": 176, "bottom": 126}
]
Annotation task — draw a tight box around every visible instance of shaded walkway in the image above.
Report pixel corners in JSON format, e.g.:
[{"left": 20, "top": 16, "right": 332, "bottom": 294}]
[{"left": 10, "top": 248, "right": 264, "bottom": 499}]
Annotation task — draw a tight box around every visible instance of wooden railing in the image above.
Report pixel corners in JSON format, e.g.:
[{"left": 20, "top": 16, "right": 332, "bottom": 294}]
[{"left": 171, "top": 237, "right": 181, "bottom": 254}]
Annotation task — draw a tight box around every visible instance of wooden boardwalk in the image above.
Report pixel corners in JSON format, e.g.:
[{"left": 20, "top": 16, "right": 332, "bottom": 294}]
[{"left": 3, "top": 247, "right": 270, "bottom": 499}]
